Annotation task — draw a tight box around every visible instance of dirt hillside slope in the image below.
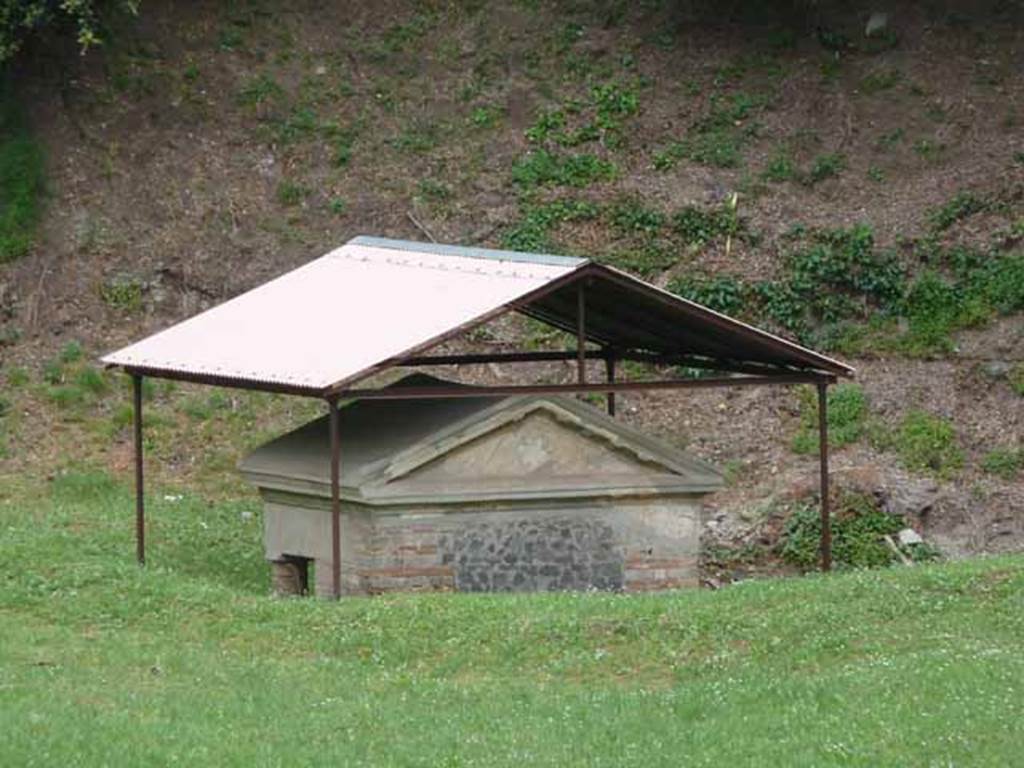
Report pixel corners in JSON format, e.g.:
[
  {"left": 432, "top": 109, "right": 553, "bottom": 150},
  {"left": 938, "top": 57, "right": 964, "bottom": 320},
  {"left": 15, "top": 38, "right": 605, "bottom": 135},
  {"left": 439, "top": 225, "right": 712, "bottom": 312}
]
[{"left": 1, "top": 0, "right": 1021, "bottom": 575}]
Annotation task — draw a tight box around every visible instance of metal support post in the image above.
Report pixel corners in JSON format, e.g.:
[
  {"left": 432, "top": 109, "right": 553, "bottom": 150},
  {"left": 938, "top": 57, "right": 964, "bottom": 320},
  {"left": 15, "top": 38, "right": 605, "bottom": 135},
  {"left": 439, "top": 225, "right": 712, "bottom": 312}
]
[
  {"left": 328, "top": 397, "right": 342, "bottom": 599},
  {"left": 605, "top": 350, "right": 616, "bottom": 417},
  {"left": 132, "top": 374, "right": 145, "bottom": 565},
  {"left": 576, "top": 283, "right": 586, "bottom": 389},
  {"left": 817, "top": 379, "right": 832, "bottom": 572}
]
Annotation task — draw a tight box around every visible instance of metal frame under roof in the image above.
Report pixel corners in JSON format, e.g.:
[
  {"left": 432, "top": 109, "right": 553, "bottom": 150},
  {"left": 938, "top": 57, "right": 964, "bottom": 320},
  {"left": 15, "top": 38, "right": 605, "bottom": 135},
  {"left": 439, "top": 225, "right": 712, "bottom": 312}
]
[{"left": 103, "top": 235, "right": 852, "bottom": 598}]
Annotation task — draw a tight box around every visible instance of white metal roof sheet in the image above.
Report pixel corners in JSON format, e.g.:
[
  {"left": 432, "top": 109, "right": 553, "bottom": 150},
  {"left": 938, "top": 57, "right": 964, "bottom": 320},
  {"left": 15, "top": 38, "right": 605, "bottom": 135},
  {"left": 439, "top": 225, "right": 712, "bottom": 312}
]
[{"left": 102, "top": 238, "right": 585, "bottom": 390}]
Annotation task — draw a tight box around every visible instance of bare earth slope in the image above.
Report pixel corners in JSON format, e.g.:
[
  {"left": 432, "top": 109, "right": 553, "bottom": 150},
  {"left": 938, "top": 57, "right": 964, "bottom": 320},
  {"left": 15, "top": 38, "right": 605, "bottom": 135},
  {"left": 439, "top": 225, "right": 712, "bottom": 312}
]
[{"left": 1, "top": 1, "right": 1021, "bottom": 573}]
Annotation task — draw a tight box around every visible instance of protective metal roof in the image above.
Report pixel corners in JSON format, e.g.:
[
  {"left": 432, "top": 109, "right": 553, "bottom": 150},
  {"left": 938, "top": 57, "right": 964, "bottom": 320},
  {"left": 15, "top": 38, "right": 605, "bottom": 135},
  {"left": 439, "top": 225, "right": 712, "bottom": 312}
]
[{"left": 102, "top": 235, "right": 852, "bottom": 394}]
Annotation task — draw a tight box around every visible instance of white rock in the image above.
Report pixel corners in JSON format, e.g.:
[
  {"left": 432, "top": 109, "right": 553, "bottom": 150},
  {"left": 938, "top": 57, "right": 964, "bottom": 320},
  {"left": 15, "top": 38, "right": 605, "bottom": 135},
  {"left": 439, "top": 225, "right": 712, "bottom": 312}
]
[
  {"left": 865, "top": 11, "right": 889, "bottom": 37},
  {"left": 898, "top": 528, "right": 923, "bottom": 546}
]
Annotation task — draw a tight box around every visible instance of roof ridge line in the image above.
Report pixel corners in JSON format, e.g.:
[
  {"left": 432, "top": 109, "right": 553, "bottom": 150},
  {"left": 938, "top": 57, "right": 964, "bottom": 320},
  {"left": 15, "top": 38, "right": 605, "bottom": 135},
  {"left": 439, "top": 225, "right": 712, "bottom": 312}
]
[{"left": 347, "top": 235, "right": 589, "bottom": 269}]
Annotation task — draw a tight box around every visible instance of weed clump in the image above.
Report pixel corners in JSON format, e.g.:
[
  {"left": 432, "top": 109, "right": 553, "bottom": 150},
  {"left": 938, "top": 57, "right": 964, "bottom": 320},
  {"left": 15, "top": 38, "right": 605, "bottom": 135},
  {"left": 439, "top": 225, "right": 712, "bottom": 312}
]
[
  {"left": 982, "top": 447, "right": 1023, "bottom": 479},
  {"left": 791, "top": 384, "right": 868, "bottom": 454},
  {"left": 0, "top": 87, "right": 45, "bottom": 263},
  {"left": 806, "top": 152, "right": 845, "bottom": 184},
  {"left": 781, "top": 491, "right": 937, "bottom": 570},
  {"left": 1009, "top": 364, "right": 1024, "bottom": 396},
  {"left": 874, "top": 410, "right": 964, "bottom": 479},
  {"left": 501, "top": 199, "right": 599, "bottom": 252},
  {"left": 668, "top": 274, "right": 746, "bottom": 316},
  {"left": 511, "top": 150, "right": 616, "bottom": 189}
]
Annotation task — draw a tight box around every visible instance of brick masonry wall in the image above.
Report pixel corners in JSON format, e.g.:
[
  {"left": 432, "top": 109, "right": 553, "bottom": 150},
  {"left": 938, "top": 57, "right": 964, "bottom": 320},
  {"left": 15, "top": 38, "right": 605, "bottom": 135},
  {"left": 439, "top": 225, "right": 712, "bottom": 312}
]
[
  {"left": 355, "top": 498, "right": 701, "bottom": 595},
  {"left": 263, "top": 493, "right": 702, "bottom": 596}
]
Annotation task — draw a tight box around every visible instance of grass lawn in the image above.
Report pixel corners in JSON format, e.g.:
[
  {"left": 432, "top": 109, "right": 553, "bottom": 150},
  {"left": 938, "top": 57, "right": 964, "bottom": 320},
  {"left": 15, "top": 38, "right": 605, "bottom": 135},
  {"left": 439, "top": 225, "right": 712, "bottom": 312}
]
[{"left": 1, "top": 471, "right": 1023, "bottom": 766}]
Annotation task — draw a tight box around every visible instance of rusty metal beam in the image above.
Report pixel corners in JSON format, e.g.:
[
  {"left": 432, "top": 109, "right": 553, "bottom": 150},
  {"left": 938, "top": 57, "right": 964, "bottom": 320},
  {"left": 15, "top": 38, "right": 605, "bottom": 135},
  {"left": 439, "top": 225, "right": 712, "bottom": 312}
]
[
  {"left": 576, "top": 282, "right": 586, "bottom": 392},
  {"left": 398, "top": 349, "right": 602, "bottom": 366},
  {"left": 338, "top": 374, "right": 828, "bottom": 401},
  {"left": 328, "top": 397, "right": 342, "bottom": 599},
  {"left": 120, "top": 366, "right": 323, "bottom": 398},
  {"left": 818, "top": 379, "right": 832, "bottom": 572},
  {"left": 605, "top": 349, "right": 616, "bottom": 417},
  {"left": 132, "top": 373, "right": 145, "bottom": 566},
  {"left": 392, "top": 349, "right": 807, "bottom": 378}
]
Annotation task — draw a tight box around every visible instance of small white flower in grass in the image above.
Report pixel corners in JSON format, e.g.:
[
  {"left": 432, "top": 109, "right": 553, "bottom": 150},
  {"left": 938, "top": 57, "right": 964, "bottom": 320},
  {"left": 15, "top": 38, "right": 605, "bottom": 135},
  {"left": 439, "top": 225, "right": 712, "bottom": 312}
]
[{"left": 163, "top": 494, "right": 183, "bottom": 502}]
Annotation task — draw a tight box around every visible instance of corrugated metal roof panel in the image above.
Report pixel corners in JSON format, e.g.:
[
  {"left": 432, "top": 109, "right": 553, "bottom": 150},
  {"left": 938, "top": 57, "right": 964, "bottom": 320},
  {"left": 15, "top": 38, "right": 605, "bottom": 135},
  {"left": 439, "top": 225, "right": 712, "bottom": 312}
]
[
  {"left": 103, "top": 236, "right": 853, "bottom": 393},
  {"left": 102, "top": 239, "right": 583, "bottom": 389}
]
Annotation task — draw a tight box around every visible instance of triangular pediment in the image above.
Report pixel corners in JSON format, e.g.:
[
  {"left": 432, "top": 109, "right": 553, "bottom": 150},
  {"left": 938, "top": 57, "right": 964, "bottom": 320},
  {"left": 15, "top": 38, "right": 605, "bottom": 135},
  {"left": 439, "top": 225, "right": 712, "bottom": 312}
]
[{"left": 363, "top": 398, "right": 722, "bottom": 502}]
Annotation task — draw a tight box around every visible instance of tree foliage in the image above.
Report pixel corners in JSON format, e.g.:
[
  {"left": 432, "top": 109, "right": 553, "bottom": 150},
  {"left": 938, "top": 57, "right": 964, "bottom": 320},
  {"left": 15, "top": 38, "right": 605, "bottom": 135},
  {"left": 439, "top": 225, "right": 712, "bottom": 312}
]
[{"left": 0, "top": 0, "right": 138, "bottom": 63}]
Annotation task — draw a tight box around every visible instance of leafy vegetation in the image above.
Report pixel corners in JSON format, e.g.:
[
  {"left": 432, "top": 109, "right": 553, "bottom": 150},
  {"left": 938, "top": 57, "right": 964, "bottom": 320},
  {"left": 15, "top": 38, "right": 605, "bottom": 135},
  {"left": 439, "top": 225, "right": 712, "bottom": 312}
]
[
  {"left": 670, "top": 224, "right": 903, "bottom": 345},
  {"left": 525, "top": 81, "right": 640, "bottom": 151},
  {"left": 1010, "top": 364, "right": 1024, "bottom": 397},
  {"left": 1, "top": 0, "right": 139, "bottom": 62},
  {"left": 501, "top": 198, "right": 599, "bottom": 252},
  {"left": 667, "top": 204, "right": 1024, "bottom": 355},
  {"left": 762, "top": 148, "right": 796, "bottom": 182},
  {"left": 791, "top": 383, "right": 868, "bottom": 454},
  {"left": 511, "top": 149, "right": 616, "bottom": 189},
  {"left": 100, "top": 274, "right": 143, "bottom": 312},
  {"left": 0, "top": 83, "right": 44, "bottom": 262},
  {"left": 671, "top": 203, "right": 750, "bottom": 248},
  {"left": 929, "top": 191, "right": 990, "bottom": 230},
  {"left": 657, "top": 91, "right": 764, "bottom": 170},
  {"left": 981, "top": 446, "right": 1024, "bottom": 479},
  {"left": 805, "top": 152, "right": 845, "bottom": 184},
  {"left": 781, "top": 491, "right": 935, "bottom": 570},
  {"left": 874, "top": 410, "right": 964, "bottom": 479},
  {"left": 1, "top": 476, "right": 1022, "bottom": 765}
]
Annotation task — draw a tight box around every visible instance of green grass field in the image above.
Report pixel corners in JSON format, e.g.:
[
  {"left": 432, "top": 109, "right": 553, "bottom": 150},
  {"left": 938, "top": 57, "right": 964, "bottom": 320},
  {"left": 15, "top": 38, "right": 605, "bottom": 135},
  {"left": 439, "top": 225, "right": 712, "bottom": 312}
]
[{"left": 2, "top": 471, "right": 1023, "bottom": 766}]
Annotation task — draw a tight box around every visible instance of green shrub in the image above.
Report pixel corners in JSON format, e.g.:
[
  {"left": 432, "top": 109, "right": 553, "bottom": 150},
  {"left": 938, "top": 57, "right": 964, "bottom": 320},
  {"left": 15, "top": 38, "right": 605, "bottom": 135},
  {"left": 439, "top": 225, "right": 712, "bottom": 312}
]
[
  {"left": 524, "top": 81, "right": 640, "bottom": 151},
  {"left": 806, "top": 153, "right": 845, "bottom": 184},
  {"left": 860, "top": 68, "right": 901, "bottom": 94},
  {"left": 981, "top": 447, "right": 1023, "bottom": 479},
  {"left": 608, "top": 198, "right": 664, "bottom": 237},
  {"left": 501, "top": 199, "right": 599, "bottom": 252},
  {"left": 599, "top": 242, "right": 678, "bottom": 277},
  {"left": 780, "top": 491, "right": 920, "bottom": 570},
  {"left": 880, "top": 410, "right": 964, "bottom": 479},
  {"left": 47, "top": 384, "right": 88, "bottom": 409},
  {"left": 1010, "top": 364, "right": 1024, "bottom": 396},
  {"left": 677, "top": 91, "right": 764, "bottom": 169},
  {"left": 277, "top": 181, "right": 310, "bottom": 206},
  {"left": 763, "top": 150, "right": 796, "bottom": 182},
  {"left": 791, "top": 383, "right": 868, "bottom": 454},
  {"left": 74, "top": 367, "right": 108, "bottom": 396},
  {"left": 238, "top": 74, "right": 282, "bottom": 107},
  {"left": 100, "top": 276, "right": 144, "bottom": 312},
  {"left": 511, "top": 150, "right": 616, "bottom": 189},
  {"left": 1, "top": 1, "right": 136, "bottom": 63},
  {"left": 668, "top": 274, "right": 746, "bottom": 316},
  {"left": 651, "top": 142, "right": 686, "bottom": 171},
  {"left": 758, "top": 225, "right": 905, "bottom": 340},
  {"left": 387, "top": 121, "right": 439, "bottom": 154},
  {"left": 0, "top": 87, "right": 45, "bottom": 262},
  {"left": 929, "top": 191, "right": 989, "bottom": 231},
  {"left": 59, "top": 340, "right": 83, "bottom": 364},
  {"left": 5, "top": 365, "right": 28, "bottom": 387},
  {"left": 469, "top": 105, "right": 502, "bottom": 129},
  {"left": 898, "top": 252, "right": 1024, "bottom": 356},
  {"left": 671, "top": 204, "right": 747, "bottom": 247},
  {"left": 416, "top": 179, "right": 451, "bottom": 202}
]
